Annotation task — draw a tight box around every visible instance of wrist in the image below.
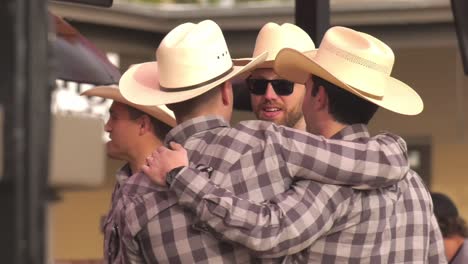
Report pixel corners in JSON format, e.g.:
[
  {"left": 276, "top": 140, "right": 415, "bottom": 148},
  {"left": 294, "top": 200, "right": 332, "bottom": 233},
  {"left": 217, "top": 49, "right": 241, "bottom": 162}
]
[{"left": 166, "top": 166, "right": 185, "bottom": 187}]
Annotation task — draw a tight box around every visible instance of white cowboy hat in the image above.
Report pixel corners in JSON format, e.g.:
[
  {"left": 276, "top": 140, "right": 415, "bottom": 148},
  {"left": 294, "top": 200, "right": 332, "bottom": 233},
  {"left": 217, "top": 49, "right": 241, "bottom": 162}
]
[
  {"left": 81, "top": 85, "right": 176, "bottom": 127},
  {"left": 234, "top": 22, "right": 317, "bottom": 68},
  {"left": 274, "top": 26, "right": 423, "bottom": 115},
  {"left": 119, "top": 20, "right": 268, "bottom": 106}
]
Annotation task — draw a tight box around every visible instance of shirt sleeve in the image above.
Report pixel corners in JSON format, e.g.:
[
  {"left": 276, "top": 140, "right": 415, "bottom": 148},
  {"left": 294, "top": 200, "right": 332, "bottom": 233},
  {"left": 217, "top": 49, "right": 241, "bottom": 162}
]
[
  {"left": 427, "top": 214, "right": 448, "bottom": 263},
  {"left": 167, "top": 128, "right": 409, "bottom": 257},
  {"left": 171, "top": 170, "right": 351, "bottom": 257},
  {"left": 264, "top": 125, "right": 409, "bottom": 189}
]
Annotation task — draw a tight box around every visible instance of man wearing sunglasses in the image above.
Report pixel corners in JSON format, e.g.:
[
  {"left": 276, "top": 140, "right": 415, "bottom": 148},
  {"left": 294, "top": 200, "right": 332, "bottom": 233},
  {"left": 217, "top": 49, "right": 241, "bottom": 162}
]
[
  {"left": 237, "top": 23, "right": 316, "bottom": 130},
  {"left": 144, "top": 26, "right": 445, "bottom": 263}
]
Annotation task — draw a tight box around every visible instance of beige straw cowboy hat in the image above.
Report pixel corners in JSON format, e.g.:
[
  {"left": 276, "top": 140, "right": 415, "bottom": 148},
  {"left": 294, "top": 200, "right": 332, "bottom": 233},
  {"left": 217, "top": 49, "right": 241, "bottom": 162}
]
[
  {"left": 234, "top": 22, "right": 316, "bottom": 68},
  {"left": 81, "top": 85, "right": 176, "bottom": 127},
  {"left": 119, "top": 20, "right": 268, "bottom": 106},
  {"left": 274, "top": 26, "right": 423, "bottom": 115}
]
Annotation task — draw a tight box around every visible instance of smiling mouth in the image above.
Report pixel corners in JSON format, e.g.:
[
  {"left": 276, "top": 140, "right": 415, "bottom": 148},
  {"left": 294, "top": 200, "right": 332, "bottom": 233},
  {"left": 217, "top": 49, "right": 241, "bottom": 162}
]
[
  {"left": 263, "top": 107, "right": 281, "bottom": 112},
  {"left": 259, "top": 106, "right": 283, "bottom": 120}
]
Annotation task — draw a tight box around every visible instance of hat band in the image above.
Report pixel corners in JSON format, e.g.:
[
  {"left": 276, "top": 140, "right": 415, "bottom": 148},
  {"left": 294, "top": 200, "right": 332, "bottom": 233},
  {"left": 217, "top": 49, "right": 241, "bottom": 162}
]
[
  {"left": 160, "top": 67, "right": 234, "bottom": 92},
  {"left": 349, "top": 85, "right": 384, "bottom": 100}
]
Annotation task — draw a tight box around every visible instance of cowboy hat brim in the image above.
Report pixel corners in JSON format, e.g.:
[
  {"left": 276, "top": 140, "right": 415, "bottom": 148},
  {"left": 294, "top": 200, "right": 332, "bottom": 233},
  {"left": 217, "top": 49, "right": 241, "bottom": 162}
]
[
  {"left": 274, "top": 48, "right": 423, "bottom": 116},
  {"left": 81, "top": 86, "right": 176, "bottom": 127},
  {"left": 119, "top": 52, "right": 268, "bottom": 106}
]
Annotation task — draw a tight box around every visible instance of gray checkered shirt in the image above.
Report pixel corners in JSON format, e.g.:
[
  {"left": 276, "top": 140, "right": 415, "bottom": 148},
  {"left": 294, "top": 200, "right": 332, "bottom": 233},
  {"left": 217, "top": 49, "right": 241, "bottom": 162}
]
[
  {"left": 102, "top": 164, "right": 132, "bottom": 263},
  {"left": 168, "top": 118, "right": 446, "bottom": 263},
  {"left": 117, "top": 116, "right": 414, "bottom": 263}
]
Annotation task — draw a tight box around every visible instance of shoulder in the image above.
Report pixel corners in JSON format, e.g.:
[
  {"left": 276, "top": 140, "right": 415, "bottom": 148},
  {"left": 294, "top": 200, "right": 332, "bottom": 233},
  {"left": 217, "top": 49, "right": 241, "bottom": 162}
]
[
  {"left": 120, "top": 172, "right": 166, "bottom": 197},
  {"left": 235, "top": 120, "right": 310, "bottom": 141},
  {"left": 118, "top": 173, "right": 178, "bottom": 237}
]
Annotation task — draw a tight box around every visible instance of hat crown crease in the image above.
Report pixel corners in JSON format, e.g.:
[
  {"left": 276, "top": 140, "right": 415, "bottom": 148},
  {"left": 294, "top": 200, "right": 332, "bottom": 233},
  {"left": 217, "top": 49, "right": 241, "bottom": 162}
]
[
  {"left": 321, "top": 44, "right": 393, "bottom": 75},
  {"left": 311, "top": 27, "right": 399, "bottom": 97},
  {"left": 157, "top": 20, "right": 232, "bottom": 89},
  {"left": 253, "top": 23, "right": 315, "bottom": 61}
]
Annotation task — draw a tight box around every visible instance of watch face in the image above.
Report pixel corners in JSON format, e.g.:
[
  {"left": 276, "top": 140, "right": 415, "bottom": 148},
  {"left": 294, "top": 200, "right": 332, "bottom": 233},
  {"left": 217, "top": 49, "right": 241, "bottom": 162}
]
[{"left": 195, "top": 164, "right": 214, "bottom": 178}]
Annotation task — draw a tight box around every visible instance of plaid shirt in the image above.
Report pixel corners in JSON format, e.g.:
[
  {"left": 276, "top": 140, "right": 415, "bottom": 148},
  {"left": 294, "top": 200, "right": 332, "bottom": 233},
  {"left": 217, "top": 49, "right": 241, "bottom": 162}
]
[
  {"left": 169, "top": 118, "right": 446, "bottom": 263},
  {"left": 117, "top": 116, "right": 411, "bottom": 263},
  {"left": 102, "top": 164, "right": 132, "bottom": 263}
]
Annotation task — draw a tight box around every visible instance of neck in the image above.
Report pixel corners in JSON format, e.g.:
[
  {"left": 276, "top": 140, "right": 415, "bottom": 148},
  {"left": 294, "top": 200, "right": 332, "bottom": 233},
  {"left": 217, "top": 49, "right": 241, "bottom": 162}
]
[
  {"left": 445, "top": 235, "right": 465, "bottom": 262},
  {"left": 293, "top": 117, "right": 307, "bottom": 131},
  {"left": 323, "top": 122, "right": 347, "bottom": 138},
  {"left": 310, "top": 117, "right": 346, "bottom": 139},
  {"left": 128, "top": 137, "right": 162, "bottom": 175},
  {"left": 176, "top": 107, "right": 230, "bottom": 124}
]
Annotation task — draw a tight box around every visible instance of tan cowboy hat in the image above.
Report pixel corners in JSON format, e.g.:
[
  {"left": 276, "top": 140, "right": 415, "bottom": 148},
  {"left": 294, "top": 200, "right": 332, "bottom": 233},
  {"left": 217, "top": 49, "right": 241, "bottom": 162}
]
[
  {"left": 81, "top": 85, "right": 176, "bottom": 127},
  {"left": 234, "top": 22, "right": 317, "bottom": 68},
  {"left": 274, "top": 26, "right": 423, "bottom": 115},
  {"left": 119, "top": 20, "right": 268, "bottom": 106}
]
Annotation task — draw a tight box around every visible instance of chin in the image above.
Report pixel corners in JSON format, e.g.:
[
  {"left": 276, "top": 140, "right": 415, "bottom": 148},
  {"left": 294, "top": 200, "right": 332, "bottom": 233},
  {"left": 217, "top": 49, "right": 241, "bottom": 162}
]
[
  {"left": 272, "top": 117, "right": 287, "bottom": 126},
  {"left": 106, "top": 150, "right": 118, "bottom": 160},
  {"left": 106, "top": 143, "right": 119, "bottom": 159},
  {"left": 106, "top": 152, "right": 125, "bottom": 161}
]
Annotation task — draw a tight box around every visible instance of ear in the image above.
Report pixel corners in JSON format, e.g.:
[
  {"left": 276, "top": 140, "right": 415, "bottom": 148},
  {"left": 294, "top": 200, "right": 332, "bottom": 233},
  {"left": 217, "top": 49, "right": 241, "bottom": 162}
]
[
  {"left": 220, "top": 81, "right": 233, "bottom": 106},
  {"left": 314, "top": 85, "right": 329, "bottom": 112},
  {"left": 138, "top": 115, "right": 152, "bottom": 135}
]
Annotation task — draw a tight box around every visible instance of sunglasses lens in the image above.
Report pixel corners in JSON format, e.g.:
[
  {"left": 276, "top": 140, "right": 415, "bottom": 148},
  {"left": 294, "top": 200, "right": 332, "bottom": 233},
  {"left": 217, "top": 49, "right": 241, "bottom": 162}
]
[
  {"left": 248, "top": 79, "right": 268, "bottom": 95},
  {"left": 271, "top": 80, "right": 294, "bottom": 96},
  {"left": 247, "top": 79, "right": 294, "bottom": 96}
]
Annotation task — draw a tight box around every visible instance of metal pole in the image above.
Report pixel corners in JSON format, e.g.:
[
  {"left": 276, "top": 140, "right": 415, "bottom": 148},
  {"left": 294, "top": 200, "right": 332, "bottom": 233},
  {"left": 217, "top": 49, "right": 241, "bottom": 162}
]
[
  {"left": 0, "top": 0, "right": 51, "bottom": 263},
  {"left": 295, "top": 0, "right": 330, "bottom": 45}
]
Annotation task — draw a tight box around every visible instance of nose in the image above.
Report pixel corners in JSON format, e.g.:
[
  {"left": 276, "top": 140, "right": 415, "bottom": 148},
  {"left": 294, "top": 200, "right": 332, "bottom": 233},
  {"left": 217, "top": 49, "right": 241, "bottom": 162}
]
[
  {"left": 104, "top": 119, "right": 111, "bottom": 132},
  {"left": 264, "top": 83, "right": 278, "bottom": 100}
]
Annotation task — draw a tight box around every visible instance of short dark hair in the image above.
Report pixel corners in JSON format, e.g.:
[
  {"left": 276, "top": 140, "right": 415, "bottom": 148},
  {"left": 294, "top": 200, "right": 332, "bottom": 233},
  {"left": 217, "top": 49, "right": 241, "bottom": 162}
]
[
  {"left": 431, "top": 192, "right": 468, "bottom": 238},
  {"left": 126, "top": 106, "right": 172, "bottom": 140},
  {"left": 311, "top": 75, "right": 379, "bottom": 125},
  {"left": 168, "top": 83, "right": 221, "bottom": 116}
]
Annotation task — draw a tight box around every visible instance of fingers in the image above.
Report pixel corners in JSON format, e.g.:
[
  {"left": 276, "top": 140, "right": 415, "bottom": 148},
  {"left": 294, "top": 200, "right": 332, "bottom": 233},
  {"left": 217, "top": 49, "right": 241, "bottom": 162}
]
[
  {"left": 169, "top": 141, "right": 183, "bottom": 150},
  {"left": 142, "top": 158, "right": 165, "bottom": 186},
  {"left": 141, "top": 164, "right": 150, "bottom": 175},
  {"left": 146, "top": 156, "right": 154, "bottom": 166},
  {"left": 152, "top": 150, "right": 162, "bottom": 164},
  {"left": 151, "top": 146, "right": 168, "bottom": 160},
  {"left": 156, "top": 146, "right": 167, "bottom": 154}
]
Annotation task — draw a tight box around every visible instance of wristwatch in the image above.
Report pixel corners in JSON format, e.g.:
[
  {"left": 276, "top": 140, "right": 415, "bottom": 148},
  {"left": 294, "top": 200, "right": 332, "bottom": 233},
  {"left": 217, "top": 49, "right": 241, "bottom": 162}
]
[{"left": 166, "top": 166, "right": 185, "bottom": 187}]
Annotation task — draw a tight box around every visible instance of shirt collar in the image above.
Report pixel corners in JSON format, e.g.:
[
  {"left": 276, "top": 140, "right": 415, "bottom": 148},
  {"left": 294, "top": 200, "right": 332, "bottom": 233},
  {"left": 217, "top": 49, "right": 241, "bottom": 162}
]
[
  {"left": 330, "top": 123, "right": 370, "bottom": 141},
  {"left": 164, "top": 115, "right": 229, "bottom": 145},
  {"left": 115, "top": 163, "right": 132, "bottom": 185}
]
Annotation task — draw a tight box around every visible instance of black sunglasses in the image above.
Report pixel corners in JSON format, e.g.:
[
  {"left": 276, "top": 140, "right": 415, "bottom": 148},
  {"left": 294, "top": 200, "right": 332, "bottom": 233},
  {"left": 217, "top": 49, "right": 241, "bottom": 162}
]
[{"left": 247, "top": 78, "right": 295, "bottom": 96}]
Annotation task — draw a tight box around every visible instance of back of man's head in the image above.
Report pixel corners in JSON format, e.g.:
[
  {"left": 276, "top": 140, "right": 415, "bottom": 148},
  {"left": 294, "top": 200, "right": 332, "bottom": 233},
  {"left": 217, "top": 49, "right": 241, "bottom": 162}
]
[
  {"left": 311, "top": 75, "right": 379, "bottom": 125},
  {"left": 431, "top": 192, "right": 467, "bottom": 238},
  {"left": 119, "top": 20, "right": 267, "bottom": 114},
  {"left": 167, "top": 83, "right": 229, "bottom": 122},
  {"left": 274, "top": 26, "right": 424, "bottom": 118}
]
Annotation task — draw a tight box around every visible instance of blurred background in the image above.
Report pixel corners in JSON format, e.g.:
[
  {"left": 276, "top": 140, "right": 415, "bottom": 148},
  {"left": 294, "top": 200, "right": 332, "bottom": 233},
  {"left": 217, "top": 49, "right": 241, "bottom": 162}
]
[{"left": 1, "top": 0, "right": 467, "bottom": 263}]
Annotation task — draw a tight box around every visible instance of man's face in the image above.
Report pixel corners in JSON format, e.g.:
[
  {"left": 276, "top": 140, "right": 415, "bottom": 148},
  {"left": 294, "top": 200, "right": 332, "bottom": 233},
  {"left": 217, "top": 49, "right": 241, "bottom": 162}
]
[
  {"left": 104, "top": 102, "right": 140, "bottom": 160},
  {"left": 249, "top": 68, "right": 305, "bottom": 128}
]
